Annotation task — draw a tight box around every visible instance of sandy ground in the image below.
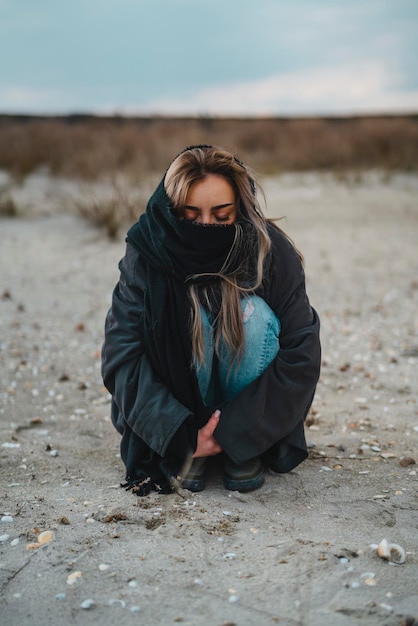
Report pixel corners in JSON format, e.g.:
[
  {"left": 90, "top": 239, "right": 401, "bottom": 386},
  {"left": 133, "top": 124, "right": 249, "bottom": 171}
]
[{"left": 0, "top": 171, "right": 417, "bottom": 626}]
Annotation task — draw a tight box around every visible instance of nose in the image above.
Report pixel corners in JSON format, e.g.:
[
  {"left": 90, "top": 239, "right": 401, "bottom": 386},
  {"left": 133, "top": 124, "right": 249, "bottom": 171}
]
[{"left": 196, "top": 209, "right": 214, "bottom": 225}]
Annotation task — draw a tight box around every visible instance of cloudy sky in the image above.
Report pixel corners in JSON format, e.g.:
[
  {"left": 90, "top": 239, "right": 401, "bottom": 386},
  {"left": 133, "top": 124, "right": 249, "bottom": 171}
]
[{"left": 1, "top": 0, "right": 417, "bottom": 116}]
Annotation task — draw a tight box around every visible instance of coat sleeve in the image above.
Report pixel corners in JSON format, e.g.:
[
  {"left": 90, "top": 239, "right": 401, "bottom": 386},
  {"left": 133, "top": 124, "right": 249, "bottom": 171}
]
[
  {"left": 214, "top": 225, "right": 321, "bottom": 465},
  {"left": 101, "top": 243, "right": 194, "bottom": 458}
]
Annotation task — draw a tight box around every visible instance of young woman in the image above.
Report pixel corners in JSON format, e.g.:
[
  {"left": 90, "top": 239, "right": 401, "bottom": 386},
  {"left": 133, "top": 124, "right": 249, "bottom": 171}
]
[{"left": 102, "top": 145, "right": 321, "bottom": 496}]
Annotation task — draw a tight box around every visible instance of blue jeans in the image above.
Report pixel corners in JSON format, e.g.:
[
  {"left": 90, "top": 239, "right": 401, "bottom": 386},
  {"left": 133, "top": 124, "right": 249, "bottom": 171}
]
[{"left": 195, "top": 295, "right": 281, "bottom": 405}]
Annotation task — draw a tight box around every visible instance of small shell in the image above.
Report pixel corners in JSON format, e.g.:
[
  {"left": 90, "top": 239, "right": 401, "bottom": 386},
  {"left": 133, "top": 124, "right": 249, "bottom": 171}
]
[
  {"left": 67, "top": 571, "right": 82, "bottom": 585},
  {"left": 80, "top": 598, "right": 95, "bottom": 610},
  {"left": 37, "top": 530, "right": 53, "bottom": 545},
  {"left": 376, "top": 539, "right": 406, "bottom": 564}
]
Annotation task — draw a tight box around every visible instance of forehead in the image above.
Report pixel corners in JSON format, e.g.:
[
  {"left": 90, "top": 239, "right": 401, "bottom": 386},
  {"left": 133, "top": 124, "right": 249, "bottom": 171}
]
[{"left": 186, "top": 174, "right": 235, "bottom": 204}]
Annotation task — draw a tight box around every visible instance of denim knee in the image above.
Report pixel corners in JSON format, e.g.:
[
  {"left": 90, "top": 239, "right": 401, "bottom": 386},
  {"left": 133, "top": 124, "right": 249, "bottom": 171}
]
[
  {"left": 219, "top": 295, "right": 280, "bottom": 400},
  {"left": 195, "top": 295, "right": 281, "bottom": 404}
]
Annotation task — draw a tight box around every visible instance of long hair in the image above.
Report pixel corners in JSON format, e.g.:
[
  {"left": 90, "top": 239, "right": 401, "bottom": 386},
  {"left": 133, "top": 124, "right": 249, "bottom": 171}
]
[{"left": 164, "top": 145, "right": 272, "bottom": 370}]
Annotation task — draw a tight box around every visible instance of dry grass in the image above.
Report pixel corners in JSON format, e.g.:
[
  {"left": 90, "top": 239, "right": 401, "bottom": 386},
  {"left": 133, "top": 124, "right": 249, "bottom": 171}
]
[
  {"left": 1, "top": 114, "right": 417, "bottom": 181},
  {"left": 1, "top": 114, "right": 417, "bottom": 237},
  {"left": 75, "top": 179, "right": 150, "bottom": 239}
]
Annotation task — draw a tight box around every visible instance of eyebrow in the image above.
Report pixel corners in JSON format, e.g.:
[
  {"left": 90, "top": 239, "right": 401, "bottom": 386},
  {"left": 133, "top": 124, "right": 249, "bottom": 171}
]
[{"left": 183, "top": 203, "right": 234, "bottom": 211}]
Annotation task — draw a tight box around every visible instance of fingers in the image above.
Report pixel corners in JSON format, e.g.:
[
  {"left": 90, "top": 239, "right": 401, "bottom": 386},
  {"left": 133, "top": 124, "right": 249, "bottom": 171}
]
[{"left": 203, "top": 410, "right": 220, "bottom": 436}]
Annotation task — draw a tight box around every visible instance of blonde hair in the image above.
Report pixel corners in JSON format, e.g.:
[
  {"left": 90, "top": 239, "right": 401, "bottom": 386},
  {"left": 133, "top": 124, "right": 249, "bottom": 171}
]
[{"left": 165, "top": 145, "right": 271, "bottom": 370}]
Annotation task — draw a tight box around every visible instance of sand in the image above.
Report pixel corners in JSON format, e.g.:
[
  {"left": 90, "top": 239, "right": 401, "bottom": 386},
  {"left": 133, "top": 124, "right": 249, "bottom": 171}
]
[{"left": 0, "top": 171, "right": 417, "bottom": 626}]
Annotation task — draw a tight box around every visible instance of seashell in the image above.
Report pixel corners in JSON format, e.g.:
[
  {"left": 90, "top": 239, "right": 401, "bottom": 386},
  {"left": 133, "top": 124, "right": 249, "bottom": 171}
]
[
  {"left": 376, "top": 539, "right": 406, "bottom": 564},
  {"left": 37, "top": 530, "right": 53, "bottom": 544},
  {"left": 98, "top": 563, "right": 110, "bottom": 571},
  {"left": 108, "top": 599, "right": 126, "bottom": 608},
  {"left": 80, "top": 598, "right": 95, "bottom": 610},
  {"left": 67, "top": 570, "right": 82, "bottom": 585}
]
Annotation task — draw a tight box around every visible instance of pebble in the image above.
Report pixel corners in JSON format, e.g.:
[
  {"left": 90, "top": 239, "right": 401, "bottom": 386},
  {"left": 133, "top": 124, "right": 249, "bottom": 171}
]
[
  {"left": 98, "top": 563, "right": 110, "bottom": 571},
  {"left": 55, "top": 593, "right": 66, "bottom": 601},
  {"left": 130, "top": 606, "right": 141, "bottom": 613},
  {"left": 80, "top": 599, "right": 95, "bottom": 610},
  {"left": 1, "top": 442, "right": 20, "bottom": 448},
  {"left": 228, "top": 595, "right": 239, "bottom": 603},
  {"left": 1, "top": 515, "right": 13, "bottom": 523},
  {"left": 400, "top": 456, "right": 416, "bottom": 467},
  {"left": 0, "top": 534, "right": 10, "bottom": 542},
  {"left": 223, "top": 552, "right": 236, "bottom": 560}
]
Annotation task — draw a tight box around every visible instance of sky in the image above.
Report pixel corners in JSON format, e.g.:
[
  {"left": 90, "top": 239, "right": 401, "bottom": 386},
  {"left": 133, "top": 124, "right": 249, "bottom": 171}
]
[{"left": 1, "top": 0, "right": 417, "bottom": 116}]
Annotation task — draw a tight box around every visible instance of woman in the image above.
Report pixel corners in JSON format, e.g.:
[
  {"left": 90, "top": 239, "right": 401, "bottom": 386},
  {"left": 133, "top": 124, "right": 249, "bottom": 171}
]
[{"left": 102, "top": 145, "right": 321, "bottom": 496}]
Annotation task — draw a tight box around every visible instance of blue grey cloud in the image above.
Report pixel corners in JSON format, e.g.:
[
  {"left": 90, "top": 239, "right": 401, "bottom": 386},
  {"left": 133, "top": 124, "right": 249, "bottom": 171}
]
[{"left": 1, "top": 0, "right": 417, "bottom": 114}]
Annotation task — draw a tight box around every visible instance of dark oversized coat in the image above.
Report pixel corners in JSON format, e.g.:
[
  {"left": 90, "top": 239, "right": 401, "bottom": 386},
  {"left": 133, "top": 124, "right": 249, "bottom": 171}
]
[{"left": 102, "top": 223, "right": 321, "bottom": 478}]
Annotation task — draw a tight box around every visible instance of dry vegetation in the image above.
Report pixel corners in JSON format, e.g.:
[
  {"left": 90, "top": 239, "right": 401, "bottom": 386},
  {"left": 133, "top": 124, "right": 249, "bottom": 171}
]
[
  {"left": 1, "top": 114, "right": 417, "bottom": 237},
  {"left": 1, "top": 114, "right": 417, "bottom": 181}
]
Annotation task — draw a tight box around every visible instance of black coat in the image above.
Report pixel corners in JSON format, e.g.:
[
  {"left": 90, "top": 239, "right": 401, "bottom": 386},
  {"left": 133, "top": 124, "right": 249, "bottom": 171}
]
[{"left": 102, "top": 223, "right": 321, "bottom": 478}]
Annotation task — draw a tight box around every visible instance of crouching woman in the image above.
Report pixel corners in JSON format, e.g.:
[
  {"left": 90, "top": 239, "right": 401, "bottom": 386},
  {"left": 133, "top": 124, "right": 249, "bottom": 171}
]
[{"left": 101, "top": 145, "right": 321, "bottom": 496}]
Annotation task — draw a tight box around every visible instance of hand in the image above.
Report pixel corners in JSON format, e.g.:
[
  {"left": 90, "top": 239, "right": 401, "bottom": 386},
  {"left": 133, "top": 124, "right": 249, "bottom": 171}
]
[{"left": 193, "top": 410, "right": 222, "bottom": 458}]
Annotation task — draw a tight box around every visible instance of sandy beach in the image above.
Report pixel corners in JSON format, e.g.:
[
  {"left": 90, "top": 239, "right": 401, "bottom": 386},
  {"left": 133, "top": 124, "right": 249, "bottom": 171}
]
[{"left": 0, "top": 171, "right": 417, "bottom": 625}]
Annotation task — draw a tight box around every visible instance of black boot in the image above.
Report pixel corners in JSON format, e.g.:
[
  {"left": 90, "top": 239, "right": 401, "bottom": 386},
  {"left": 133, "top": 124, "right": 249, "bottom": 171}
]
[{"left": 223, "top": 455, "right": 265, "bottom": 492}]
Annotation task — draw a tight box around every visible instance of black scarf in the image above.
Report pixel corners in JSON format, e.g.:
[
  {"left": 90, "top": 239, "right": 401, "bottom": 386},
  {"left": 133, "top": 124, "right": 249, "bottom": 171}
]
[{"left": 123, "top": 177, "right": 249, "bottom": 494}]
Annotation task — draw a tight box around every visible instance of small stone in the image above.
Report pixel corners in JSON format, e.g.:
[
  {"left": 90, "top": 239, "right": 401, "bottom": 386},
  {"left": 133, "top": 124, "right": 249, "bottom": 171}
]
[
  {"left": 80, "top": 598, "right": 95, "bottom": 610},
  {"left": 130, "top": 606, "right": 141, "bottom": 613},
  {"left": 98, "top": 563, "right": 110, "bottom": 571},
  {"left": 228, "top": 595, "right": 239, "bottom": 603},
  {"left": 50, "top": 450, "right": 59, "bottom": 457},
  {"left": 399, "top": 457, "right": 416, "bottom": 467},
  {"left": 1, "top": 515, "right": 13, "bottom": 523},
  {"left": 223, "top": 552, "right": 236, "bottom": 560},
  {"left": 0, "top": 534, "right": 10, "bottom": 542},
  {"left": 55, "top": 593, "right": 66, "bottom": 601},
  {"left": 11, "top": 538, "right": 19, "bottom": 546}
]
